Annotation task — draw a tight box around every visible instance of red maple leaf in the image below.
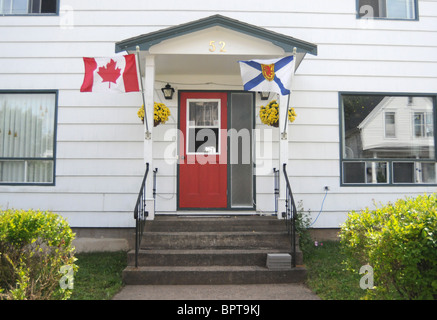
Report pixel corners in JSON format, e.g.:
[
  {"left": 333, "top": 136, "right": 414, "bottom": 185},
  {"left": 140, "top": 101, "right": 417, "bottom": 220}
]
[{"left": 97, "top": 59, "right": 121, "bottom": 88}]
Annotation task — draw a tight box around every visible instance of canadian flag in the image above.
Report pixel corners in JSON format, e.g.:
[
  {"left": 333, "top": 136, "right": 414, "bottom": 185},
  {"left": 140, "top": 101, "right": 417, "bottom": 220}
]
[{"left": 80, "top": 54, "right": 140, "bottom": 93}]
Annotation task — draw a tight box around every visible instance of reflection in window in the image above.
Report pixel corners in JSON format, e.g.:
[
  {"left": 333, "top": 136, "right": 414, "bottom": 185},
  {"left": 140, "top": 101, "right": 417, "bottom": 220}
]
[
  {"left": 187, "top": 100, "right": 220, "bottom": 154},
  {"left": 0, "top": 0, "right": 57, "bottom": 14},
  {"left": 385, "top": 112, "right": 396, "bottom": 138},
  {"left": 358, "top": 0, "right": 416, "bottom": 20},
  {"left": 393, "top": 162, "right": 415, "bottom": 183},
  {"left": 414, "top": 112, "right": 434, "bottom": 138},
  {"left": 392, "top": 162, "right": 436, "bottom": 184},
  {"left": 341, "top": 94, "right": 436, "bottom": 185},
  {"left": 189, "top": 101, "right": 218, "bottom": 127},
  {"left": 343, "top": 161, "right": 387, "bottom": 184}
]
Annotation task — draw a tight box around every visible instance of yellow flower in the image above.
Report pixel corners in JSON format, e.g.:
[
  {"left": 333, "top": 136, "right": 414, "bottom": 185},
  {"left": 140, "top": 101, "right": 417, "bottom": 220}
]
[
  {"left": 154, "top": 102, "right": 170, "bottom": 124},
  {"left": 288, "top": 107, "right": 297, "bottom": 123},
  {"left": 137, "top": 105, "right": 145, "bottom": 121},
  {"left": 138, "top": 102, "right": 171, "bottom": 124},
  {"left": 259, "top": 100, "right": 279, "bottom": 126}
]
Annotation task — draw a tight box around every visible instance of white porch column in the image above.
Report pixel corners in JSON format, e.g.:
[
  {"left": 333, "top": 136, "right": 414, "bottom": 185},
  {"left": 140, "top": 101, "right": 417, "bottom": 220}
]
[
  {"left": 144, "top": 53, "right": 155, "bottom": 219},
  {"left": 277, "top": 94, "right": 290, "bottom": 219}
]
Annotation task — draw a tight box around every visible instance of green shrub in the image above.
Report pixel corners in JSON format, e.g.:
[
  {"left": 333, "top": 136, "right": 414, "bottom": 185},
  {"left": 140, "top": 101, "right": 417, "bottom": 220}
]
[
  {"left": 0, "top": 209, "right": 77, "bottom": 300},
  {"left": 339, "top": 194, "right": 437, "bottom": 300}
]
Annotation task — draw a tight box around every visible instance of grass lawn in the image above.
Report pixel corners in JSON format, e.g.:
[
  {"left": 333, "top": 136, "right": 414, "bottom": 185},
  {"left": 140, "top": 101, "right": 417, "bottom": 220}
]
[
  {"left": 303, "top": 241, "right": 366, "bottom": 300},
  {"left": 69, "top": 251, "right": 127, "bottom": 300}
]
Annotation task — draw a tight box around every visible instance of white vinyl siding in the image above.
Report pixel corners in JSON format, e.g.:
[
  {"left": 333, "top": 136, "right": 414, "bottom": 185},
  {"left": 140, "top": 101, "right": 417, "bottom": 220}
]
[{"left": 0, "top": 0, "right": 436, "bottom": 228}]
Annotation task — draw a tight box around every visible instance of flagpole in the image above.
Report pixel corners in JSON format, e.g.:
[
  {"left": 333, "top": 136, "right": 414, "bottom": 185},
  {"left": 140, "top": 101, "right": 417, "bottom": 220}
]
[
  {"left": 281, "top": 47, "right": 297, "bottom": 140},
  {"left": 136, "top": 46, "right": 150, "bottom": 138},
  {"left": 282, "top": 94, "right": 290, "bottom": 136}
]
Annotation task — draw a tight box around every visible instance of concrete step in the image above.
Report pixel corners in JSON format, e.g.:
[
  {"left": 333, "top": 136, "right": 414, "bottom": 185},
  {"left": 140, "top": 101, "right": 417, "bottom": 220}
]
[
  {"left": 123, "top": 265, "right": 307, "bottom": 285},
  {"left": 128, "top": 249, "right": 303, "bottom": 267},
  {"left": 144, "top": 216, "right": 285, "bottom": 232},
  {"left": 141, "top": 231, "right": 292, "bottom": 250},
  {"left": 123, "top": 215, "right": 305, "bottom": 285}
]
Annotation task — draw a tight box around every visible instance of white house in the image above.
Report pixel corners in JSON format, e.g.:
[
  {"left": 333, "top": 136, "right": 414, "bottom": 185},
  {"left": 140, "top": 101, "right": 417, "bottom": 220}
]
[{"left": 0, "top": 0, "right": 436, "bottom": 243}]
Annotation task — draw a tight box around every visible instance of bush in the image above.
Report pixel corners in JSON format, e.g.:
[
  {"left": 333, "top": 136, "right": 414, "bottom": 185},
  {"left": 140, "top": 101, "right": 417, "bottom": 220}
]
[
  {"left": 0, "top": 209, "right": 77, "bottom": 300},
  {"left": 339, "top": 194, "right": 437, "bottom": 300}
]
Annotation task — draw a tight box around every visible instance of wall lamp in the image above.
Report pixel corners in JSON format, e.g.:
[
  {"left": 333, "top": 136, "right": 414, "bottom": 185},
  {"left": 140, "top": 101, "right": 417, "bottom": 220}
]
[
  {"left": 259, "top": 92, "right": 270, "bottom": 100},
  {"left": 161, "top": 83, "right": 175, "bottom": 100}
]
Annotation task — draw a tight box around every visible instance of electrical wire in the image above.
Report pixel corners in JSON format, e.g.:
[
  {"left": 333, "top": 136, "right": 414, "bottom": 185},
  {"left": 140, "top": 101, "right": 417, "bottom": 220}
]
[{"left": 309, "top": 189, "right": 328, "bottom": 227}]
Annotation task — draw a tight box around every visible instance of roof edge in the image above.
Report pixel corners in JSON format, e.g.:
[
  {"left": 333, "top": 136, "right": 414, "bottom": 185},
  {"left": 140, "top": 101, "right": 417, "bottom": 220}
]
[{"left": 115, "top": 14, "right": 317, "bottom": 55}]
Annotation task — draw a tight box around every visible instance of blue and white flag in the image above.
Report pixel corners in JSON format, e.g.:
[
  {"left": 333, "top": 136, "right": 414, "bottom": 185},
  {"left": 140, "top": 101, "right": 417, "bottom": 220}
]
[{"left": 238, "top": 56, "right": 295, "bottom": 95}]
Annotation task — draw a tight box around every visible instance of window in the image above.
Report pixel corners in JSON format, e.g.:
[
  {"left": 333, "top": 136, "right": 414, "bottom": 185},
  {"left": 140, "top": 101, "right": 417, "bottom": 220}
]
[
  {"left": 0, "top": 92, "right": 57, "bottom": 184},
  {"left": 414, "top": 112, "right": 433, "bottom": 138},
  {"left": 0, "top": 0, "right": 57, "bottom": 15},
  {"left": 341, "top": 94, "right": 436, "bottom": 185},
  {"left": 358, "top": 0, "right": 417, "bottom": 20},
  {"left": 187, "top": 100, "right": 220, "bottom": 154},
  {"left": 385, "top": 112, "right": 396, "bottom": 138}
]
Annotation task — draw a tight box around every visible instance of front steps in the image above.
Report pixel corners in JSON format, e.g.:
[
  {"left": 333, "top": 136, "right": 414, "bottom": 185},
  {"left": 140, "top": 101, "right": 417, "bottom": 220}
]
[{"left": 123, "top": 215, "right": 306, "bottom": 285}]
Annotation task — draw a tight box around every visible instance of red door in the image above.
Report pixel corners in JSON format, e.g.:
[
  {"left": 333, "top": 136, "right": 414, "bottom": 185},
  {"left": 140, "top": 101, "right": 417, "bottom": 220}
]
[{"left": 179, "top": 92, "right": 227, "bottom": 208}]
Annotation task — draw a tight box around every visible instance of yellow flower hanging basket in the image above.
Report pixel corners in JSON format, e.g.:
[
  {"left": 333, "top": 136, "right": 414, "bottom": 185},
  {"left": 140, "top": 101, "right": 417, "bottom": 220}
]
[
  {"left": 153, "top": 102, "right": 171, "bottom": 126},
  {"left": 137, "top": 102, "right": 171, "bottom": 126},
  {"left": 137, "top": 105, "right": 145, "bottom": 123},
  {"left": 288, "top": 107, "right": 297, "bottom": 123},
  {"left": 259, "top": 100, "right": 279, "bottom": 127},
  {"left": 259, "top": 100, "right": 297, "bottom": 127}
]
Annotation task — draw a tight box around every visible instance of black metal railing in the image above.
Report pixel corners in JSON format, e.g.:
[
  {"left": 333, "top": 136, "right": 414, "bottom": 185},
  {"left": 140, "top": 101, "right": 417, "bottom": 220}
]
[
  {"left": 273, "top": 167, "right": 279, "bottom": 215},
  {"left": 282, "top": 163, "right": 297, "bottom": 268},
  {"left": 134, "top": 163, "right": 150, "bottom": 268},
  {"left": 153, "top": 168, "right": 158, "bottom": 214}
]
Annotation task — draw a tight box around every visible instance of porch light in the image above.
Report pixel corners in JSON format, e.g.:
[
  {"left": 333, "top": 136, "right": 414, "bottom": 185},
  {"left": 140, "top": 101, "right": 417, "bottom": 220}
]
[
  {"left": 259, "top": 92, "right": 270, "bottom": 100},
  {"left": 161, "top": 83, "right": 175, "bottom": 100}
]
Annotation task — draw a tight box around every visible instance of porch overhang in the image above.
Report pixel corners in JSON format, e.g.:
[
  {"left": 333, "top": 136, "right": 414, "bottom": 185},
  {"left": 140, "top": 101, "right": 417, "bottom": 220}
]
[
  {"left": 114, "top": 15, "right": 317, "bottom": 218},
  {"left": 115, "top": 14, "right": 317, "bottom": 75}
]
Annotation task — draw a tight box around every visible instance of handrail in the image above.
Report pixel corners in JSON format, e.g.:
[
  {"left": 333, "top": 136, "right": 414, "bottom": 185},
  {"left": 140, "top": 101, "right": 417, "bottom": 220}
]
[
  {"left": 282, "top": 163, "right": 297, "bottom": 268},
  {"left": 153, "top": 168, "right": 158, "bottom": 214},
  {"left": 134, "top": 163, "right": 150, "bottom": 268},
  {"left": 273, "top": 168, "right": 280, "bottom": 215}
]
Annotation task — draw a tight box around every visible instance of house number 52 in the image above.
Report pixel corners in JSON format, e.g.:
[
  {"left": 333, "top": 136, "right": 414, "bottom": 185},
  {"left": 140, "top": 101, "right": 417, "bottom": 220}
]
[{"left": 209, "top": 41, "right": 226, "bottom": 52}]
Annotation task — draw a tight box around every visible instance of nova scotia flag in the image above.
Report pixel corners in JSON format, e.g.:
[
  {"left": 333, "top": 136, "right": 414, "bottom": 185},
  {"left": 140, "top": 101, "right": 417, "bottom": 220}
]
[{"left": 238, "top": 56, "right": 295, "bottom": 95}]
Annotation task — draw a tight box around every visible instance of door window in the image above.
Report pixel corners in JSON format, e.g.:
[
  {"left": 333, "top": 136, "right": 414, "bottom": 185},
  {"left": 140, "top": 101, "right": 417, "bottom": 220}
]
[{"left": 186, "top": 100, "right": 220, "bottom": 154}]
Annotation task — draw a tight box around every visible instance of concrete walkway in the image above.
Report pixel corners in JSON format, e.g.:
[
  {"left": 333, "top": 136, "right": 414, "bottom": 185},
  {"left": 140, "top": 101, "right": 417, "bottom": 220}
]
[{"left": 112, "top": 283, "right": 321, "bottom": 300}]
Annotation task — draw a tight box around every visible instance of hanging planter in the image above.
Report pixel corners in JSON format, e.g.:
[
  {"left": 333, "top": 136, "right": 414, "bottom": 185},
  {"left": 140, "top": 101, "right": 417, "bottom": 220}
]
[
  {"left": 259, "top": 100, "right": 298, "bottom": 127},
  {"left": 288, "top": 107, "right": 297, "bottom": 123},
  {"left": 137, "top": 104, "right": 145, "bottom": 124},
  {"left": 137, "top": 102, "right": 171, "bottom": 126},
  {"left": 259, "top": 100, "right": 279, "bottom": 127},
  {"left": 154, "top": 102, "right": 170, "bottom": 126}
]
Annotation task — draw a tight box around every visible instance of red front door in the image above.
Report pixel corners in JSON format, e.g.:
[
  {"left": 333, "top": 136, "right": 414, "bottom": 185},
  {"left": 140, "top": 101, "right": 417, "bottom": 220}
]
[{"left": 179, "top": 92, "right": 228, "bottom": 208}]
